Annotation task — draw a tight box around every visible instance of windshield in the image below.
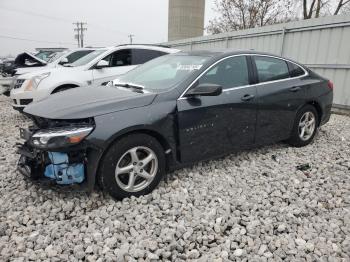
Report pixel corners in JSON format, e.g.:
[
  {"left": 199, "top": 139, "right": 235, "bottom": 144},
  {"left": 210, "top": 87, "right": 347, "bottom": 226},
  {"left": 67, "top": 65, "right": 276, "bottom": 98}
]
[
  {"left": 70, "top": 49, "right": 107, "bottom": 67},
  {"left": 34, "top": 51, "right": 57, "bottom": 62},
  {"left": 47, "top": 51, "right": 67, "bottom": 63},
  {"left": 117, "top": 54, "right": 210, "bottom": 91}
]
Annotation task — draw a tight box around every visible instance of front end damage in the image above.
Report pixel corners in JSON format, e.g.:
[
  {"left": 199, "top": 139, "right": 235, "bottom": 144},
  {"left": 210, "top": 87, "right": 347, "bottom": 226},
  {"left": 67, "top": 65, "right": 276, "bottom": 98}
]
[{"left": 17, "top": 115, "right": 102, "bottom": 191}]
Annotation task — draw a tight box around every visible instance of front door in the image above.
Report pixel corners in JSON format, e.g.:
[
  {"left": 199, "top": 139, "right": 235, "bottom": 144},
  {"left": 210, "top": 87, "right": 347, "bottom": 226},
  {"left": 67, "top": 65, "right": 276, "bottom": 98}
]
[{"left": 176, "top": 55, "right": 258, "bottom": 163}]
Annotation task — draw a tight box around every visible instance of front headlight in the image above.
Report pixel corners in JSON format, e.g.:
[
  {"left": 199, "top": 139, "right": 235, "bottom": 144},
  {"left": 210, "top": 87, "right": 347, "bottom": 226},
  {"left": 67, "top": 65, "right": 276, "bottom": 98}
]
[
  {"left": 24, "top": 72, "right": 51, "bottom": 91},
  {"left": 30, "top": 126, "right": 93, "bottom": 149}
]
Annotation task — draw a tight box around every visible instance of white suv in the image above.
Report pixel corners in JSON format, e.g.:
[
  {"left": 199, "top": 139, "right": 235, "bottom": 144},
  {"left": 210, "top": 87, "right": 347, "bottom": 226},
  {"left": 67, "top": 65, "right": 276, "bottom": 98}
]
[
  {"left": 11, "top": 45, "right": 178, "bottom": 110},
  {"left": 1, "top": 48, "right": 95, "bottom": 96}
]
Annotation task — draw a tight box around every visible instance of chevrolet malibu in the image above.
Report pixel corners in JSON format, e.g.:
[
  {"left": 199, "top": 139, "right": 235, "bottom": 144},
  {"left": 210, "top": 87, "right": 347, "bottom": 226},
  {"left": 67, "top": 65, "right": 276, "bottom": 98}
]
[{"left": 17, "top": 50, "right": 333, "bottom": 199}]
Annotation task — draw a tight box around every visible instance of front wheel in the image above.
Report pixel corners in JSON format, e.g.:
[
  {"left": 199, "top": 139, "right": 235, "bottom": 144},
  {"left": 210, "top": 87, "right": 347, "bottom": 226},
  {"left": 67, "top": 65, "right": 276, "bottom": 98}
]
[
  {"left": 98, "top": 134, "right": 165, "bottom": 200},
  {"left": 287, "top": 105, "right": 318, "bottom": 147}
]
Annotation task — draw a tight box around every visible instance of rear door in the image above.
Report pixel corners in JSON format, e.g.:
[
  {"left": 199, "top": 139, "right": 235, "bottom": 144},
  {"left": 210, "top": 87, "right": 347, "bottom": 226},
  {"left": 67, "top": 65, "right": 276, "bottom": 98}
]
[
  {"left": 252, "top": 55, "right": 307, "bottom": 144},
  {"left": 176, "top": 55, "right": 258, "bottom": 163}
]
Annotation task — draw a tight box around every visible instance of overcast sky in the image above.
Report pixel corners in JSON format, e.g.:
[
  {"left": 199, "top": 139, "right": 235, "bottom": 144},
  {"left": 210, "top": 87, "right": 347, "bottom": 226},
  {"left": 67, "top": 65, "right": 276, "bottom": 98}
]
[{"left": 0, "top": 0, "right": 217, "bottom": 57}]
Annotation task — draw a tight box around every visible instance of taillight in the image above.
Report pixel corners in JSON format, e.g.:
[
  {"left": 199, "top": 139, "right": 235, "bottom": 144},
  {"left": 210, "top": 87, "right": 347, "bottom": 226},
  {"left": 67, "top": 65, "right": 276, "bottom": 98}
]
[{"left": 328, "top": 80, "right": 334, "bottom": 90}]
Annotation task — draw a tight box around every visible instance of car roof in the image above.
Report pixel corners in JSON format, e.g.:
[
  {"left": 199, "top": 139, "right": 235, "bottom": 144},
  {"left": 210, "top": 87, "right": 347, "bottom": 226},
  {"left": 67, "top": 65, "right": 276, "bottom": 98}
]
[
  {"left": 77, "top": 44, "right": 179, "bottom": 69},
  {"left": 68, "top": 47, "right": 98, "bottom": 51},
  {"left": 103, "top": 44, "right": 179, "bottom": 53},
  {"left": 172, "top": 49, "right": 304, "bottom": 65},
  {"left": 174, "top": 49, "right": 285, "bottom": 58}
]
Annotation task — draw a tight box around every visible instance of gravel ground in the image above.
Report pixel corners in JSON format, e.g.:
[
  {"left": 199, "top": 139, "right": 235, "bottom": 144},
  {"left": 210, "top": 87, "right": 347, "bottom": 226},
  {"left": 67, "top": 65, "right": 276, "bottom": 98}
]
[{"left": 0, "top": 95, "right": 349, "bottom": 262}]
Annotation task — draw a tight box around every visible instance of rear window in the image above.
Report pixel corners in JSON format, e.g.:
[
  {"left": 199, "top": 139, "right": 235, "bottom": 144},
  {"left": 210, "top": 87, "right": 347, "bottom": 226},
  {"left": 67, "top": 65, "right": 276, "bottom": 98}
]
[
  {"left": 288, "top": 62, "right": 305, "bottom": 77},
  {"left": 254, "top": 56, "right": 290, "bottom": 83}
]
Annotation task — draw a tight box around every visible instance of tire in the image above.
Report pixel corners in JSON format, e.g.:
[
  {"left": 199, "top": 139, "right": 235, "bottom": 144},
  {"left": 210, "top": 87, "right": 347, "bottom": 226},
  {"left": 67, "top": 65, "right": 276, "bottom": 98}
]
[
  {"left": 287, "top": 105, "right": 319, "bottom": 147},
  {"left": 98, "top": 134, "right": 166, "bottom": 200}
]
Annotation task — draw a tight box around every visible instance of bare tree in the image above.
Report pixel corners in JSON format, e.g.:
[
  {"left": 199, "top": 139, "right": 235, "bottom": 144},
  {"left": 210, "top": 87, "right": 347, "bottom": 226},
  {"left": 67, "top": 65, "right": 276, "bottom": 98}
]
[
  {"left": 208, "top": 0, "right": 350, "bottom": 34},
  {"left": 207, "top": 0, "right": 294, "bottom": 34},
  {"left": 302, "top": 0, "right": 350, "bottom": 19},
  {"left": 334, "top": 0, "right": 350, "bottom": 14}
]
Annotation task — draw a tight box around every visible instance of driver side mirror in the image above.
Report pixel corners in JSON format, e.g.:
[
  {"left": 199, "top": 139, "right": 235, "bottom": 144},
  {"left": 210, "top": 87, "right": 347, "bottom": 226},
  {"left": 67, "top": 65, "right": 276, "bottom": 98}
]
[
  {"left": 95, "top": 60, "right": 109, "bottom": 69},
  {"left": 186, "top": 83, "right": 222, "bottom": 97},
  {"left": 58, "top": 57, "right": 68, "bottom": 65}
]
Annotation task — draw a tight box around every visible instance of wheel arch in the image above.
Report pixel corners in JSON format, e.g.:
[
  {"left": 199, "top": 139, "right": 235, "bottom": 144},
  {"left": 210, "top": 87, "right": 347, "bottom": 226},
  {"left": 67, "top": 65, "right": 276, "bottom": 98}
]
[
  {"left": 305, "top": 100, "right": 323, "bottom": 126},
  {"left": 51, "top": 83, "right": 80, "bottom": 94},
  {"left": 94, "top": 127, "right": 175, "bottom": 185}
]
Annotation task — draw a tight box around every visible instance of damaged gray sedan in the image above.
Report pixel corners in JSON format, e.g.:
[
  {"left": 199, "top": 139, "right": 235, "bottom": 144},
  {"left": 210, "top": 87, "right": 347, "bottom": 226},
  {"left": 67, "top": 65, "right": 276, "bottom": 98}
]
[{"left": 17, "top": 51, "right": 333, "bottom": 199}]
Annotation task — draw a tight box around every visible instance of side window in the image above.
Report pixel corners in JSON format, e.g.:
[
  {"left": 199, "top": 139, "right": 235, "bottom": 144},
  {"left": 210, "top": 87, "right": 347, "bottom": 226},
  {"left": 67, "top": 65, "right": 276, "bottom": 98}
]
[
  {"left": 132, "top": 49, "right": 166, "bottom": 65},
  {"left": 66, "top": 50, "right": 93, "bottom": 63},
  {"left": 110, "top": 49, "right": 132, "bottom": 67},
  {"left": 101, "top": 49, "right": 132, "bottom": 67},
  {"left": 288, "top": 62, "right": 305, "bottom": 77},
  {"left": 198, "top": 56, "right": 249, "bottom": 89},
  {"left": 254, "top": 56, "right": 290, "bottom": 83}
]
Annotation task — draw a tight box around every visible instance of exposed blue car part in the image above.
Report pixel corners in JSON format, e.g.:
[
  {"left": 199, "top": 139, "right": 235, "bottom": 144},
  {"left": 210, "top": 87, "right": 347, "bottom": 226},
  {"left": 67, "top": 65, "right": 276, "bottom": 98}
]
[{"left": 44, "top": 152, "right": 84, "bottom": 185}]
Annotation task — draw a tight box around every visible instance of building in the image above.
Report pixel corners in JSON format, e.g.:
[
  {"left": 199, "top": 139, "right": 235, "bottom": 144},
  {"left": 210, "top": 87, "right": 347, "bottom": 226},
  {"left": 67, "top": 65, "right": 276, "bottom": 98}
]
[{"left": 168, "top": 0, "right": 205, "bottom": 41}]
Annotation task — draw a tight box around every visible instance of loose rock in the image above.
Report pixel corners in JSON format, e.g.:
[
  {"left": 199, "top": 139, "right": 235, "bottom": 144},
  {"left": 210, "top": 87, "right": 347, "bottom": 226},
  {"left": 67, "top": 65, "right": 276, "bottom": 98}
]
[{"left": 0, "top": 96, "right": 349, "bottom": 261}]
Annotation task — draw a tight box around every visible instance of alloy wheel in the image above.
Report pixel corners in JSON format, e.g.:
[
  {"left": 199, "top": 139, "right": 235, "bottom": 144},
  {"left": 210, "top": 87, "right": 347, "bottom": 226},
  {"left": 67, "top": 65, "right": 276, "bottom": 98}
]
[
  {"left": 298, "top": 111, "right": 316, "bottom": 141},
  {"left": 115, "top": 146, "right": 158, "bottom": 192}
]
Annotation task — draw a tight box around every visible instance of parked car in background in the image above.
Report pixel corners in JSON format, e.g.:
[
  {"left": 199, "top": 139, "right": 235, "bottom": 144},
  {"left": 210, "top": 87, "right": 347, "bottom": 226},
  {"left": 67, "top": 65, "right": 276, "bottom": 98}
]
[
  {"left": 0, "top": 57, "right": 15, "bottom": 76},
  {"left": 33, "top": 48, "right": 68, "bottom": 62},
  {"left": 0, "top": 58, "right": 16, "bottom": 95},
  {"left": 10, "top": 45, "right": 178, "bottom": 110},
  {"left": 2, "top": 52, "right": 55, "bottom": 77},
  {"left": 14, "top": 48, "right": 96, "bottom": 76},
  {"left": 17, "top": 50, "right": 333, "bottom": 199},
  {"left": 1, "top": 48, "right": 67, "bottom": 77},
  {"left": 1, "top": 48, "right": 96, "bottom": 96}
]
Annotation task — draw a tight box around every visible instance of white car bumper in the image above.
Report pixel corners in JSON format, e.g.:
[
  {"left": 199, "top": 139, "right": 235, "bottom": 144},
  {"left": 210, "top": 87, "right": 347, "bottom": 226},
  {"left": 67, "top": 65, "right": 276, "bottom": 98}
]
[{"left": 11, "top": 80, "right": 50, "bottom": 110}]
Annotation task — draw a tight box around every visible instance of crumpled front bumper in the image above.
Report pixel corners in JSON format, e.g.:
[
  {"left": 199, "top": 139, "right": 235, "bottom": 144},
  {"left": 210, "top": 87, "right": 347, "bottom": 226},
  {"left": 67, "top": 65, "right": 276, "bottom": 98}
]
[
  {"left": 17, "top": 145, "right": 40, "bottom": 179},
  {"left": 16, "top": 128, "right": 103, "bottom": 192}
]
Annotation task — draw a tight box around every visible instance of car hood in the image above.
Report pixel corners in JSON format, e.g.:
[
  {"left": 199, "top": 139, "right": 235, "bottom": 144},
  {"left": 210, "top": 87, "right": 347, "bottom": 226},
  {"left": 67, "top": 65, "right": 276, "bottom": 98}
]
[
  {"left": 15, "top": 66, "right": 48, "bottom": 76},
  {"left": 24, "top": 86, "right": 157, "bottom": 119},
  {"left": 15, "top": 52, "right": 47, "bottom": 66},
  {"left": 18, "top": 66, "right": 80, "bottom": 80}
]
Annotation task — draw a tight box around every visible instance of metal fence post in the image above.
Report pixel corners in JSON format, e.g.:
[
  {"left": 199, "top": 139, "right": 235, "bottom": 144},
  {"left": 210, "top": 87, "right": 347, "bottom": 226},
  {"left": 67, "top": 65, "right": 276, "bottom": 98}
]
[
  {"left": 280, "top": 27, "right": 286, "bottom": 56},
  {"left": 225, "top": 37, "right": 229, "bottom": 48}
]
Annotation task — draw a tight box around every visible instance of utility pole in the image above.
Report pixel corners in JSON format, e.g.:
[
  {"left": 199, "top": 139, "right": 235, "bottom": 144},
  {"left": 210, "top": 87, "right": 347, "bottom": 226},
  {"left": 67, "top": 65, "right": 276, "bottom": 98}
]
[
  {"left": 128, "top": 34, "right": 134, "bottom": 44},
  {"left": 73, "top": 22, "right": 80, "bottom": 47},
  {"left": 79, "top": 22, "right": 87, "bottom": 48},
  {"left": 73, "top": 22, "right": 87, "bottom": 48}
]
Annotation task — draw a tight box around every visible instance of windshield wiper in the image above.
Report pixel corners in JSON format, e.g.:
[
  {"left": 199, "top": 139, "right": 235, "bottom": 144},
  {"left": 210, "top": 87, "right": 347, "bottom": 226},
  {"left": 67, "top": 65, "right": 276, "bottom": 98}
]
[{"left": 115, "top": 82, "right": 145, "bottom": 90}]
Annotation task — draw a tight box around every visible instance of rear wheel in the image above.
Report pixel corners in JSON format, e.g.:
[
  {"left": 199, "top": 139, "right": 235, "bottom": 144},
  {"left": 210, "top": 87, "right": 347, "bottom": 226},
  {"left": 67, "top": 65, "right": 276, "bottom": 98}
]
[
  {"left": 98, "top": 134, "right": 165, "bottom": 200},
  {"left": 287, "top": 105, "right": 318, "bottom": 147}
]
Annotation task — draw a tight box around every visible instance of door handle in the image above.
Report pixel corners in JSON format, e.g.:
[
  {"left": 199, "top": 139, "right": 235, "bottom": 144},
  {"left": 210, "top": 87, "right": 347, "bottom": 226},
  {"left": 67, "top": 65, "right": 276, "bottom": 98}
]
[
  {"left": 241, "top": 94, "right": 255, "bottom": 101},
  {"left": 290, "top": 86, "right": 302, "bottom": 92}
]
